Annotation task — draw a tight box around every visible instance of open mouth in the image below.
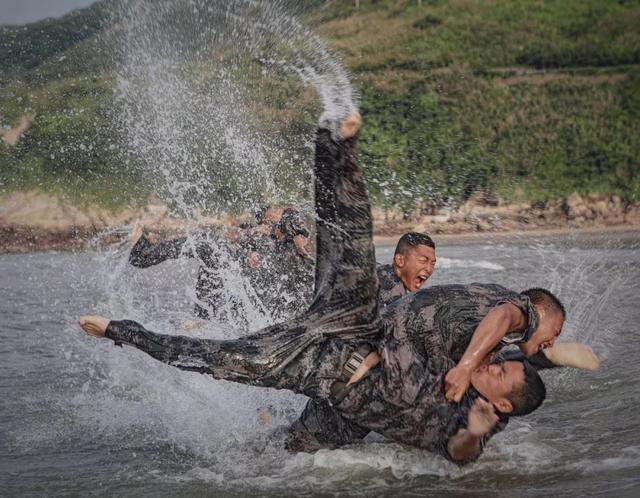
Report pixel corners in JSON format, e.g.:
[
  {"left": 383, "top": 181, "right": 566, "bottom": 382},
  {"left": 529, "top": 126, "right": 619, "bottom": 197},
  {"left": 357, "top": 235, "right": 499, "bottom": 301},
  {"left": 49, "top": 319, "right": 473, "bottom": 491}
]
[{"left": 413, "top": 275, "right": 428, "bottom": 289}]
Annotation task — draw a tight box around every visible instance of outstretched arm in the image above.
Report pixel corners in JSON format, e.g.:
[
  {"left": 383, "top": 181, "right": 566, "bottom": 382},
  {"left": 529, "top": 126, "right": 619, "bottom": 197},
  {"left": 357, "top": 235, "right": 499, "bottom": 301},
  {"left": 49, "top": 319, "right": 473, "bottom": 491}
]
[
  {"left": 129, "top": 234, "right": 192, "bottom": 268},
  {"left": 445, "top": 303, "right": 527, "bottom": 402},
  {"left": 128, "top": 222, "right": 224, "bottom": 269},
  {"left": 447, "top": 398, "right": 499, "bottom": 464}
]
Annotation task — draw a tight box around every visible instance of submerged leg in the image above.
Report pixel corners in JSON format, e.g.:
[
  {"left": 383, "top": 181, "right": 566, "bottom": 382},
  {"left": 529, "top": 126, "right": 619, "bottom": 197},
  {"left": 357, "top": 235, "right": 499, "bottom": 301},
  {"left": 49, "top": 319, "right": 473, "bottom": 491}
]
[{"left": 286, "top": 398, "right": 370, "bottom": 453}]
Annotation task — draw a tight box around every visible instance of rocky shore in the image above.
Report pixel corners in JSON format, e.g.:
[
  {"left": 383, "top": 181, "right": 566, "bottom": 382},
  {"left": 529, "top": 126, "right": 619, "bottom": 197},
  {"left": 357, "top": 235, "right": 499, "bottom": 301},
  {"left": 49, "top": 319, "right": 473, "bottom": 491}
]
[{"left": 1, "top": 191, "right": 639, "bottom": 253}]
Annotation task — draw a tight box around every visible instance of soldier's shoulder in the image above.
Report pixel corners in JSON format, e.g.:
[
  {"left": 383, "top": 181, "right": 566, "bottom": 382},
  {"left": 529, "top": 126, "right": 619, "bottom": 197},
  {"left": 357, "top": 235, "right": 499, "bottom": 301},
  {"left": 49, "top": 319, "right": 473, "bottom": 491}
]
[{"left": 376, "top": 264, "right": 397, "bottom": 284}]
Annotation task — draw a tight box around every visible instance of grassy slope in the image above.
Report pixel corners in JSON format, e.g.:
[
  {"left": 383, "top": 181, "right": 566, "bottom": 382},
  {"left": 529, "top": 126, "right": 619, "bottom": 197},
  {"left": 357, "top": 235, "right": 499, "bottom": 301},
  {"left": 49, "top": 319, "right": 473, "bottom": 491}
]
[
  {"left": 1, "top": 0, "right": 639, "bottom": 212},
  {"left": 311, "top": 0, "right": 640, "bottom": 211}
]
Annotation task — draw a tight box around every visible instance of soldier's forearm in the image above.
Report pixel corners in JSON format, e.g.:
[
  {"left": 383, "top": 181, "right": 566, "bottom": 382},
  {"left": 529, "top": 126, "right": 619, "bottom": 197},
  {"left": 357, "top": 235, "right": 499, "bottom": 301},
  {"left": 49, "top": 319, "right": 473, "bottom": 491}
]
[
  {"left": 447, "top": 429, "right": 482, "bottom": 463},
  {"left": 457, "top": 305, "right": 518, "bottom": 371}
]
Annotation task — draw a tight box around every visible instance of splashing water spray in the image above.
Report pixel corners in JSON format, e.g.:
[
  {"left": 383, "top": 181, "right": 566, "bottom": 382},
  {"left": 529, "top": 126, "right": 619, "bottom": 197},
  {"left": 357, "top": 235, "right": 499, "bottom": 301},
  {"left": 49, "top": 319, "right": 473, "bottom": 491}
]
[
  {"left": 101, "top": 0, "right": 358, "bottom": 331},
  {"left": 68, "top": 0, "right": 364, "bottom": 474}
]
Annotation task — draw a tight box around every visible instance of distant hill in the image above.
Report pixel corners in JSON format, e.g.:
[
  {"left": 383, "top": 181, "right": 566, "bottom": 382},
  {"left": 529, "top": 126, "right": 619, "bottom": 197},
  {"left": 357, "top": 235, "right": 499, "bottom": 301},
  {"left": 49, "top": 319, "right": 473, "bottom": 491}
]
[
  {"left": 0, "top": 1, "right": 114, "bottom": 80},
  {"left": 1, "top": 0, "right": 639, "bottom": 214}
]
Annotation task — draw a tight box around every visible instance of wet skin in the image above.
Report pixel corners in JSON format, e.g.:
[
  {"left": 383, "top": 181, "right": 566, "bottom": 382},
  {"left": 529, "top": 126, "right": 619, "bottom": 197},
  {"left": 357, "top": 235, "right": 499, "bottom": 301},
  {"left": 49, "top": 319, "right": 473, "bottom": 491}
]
[{"left": 519, "top": 309, "right": 564, "bottom": 356}]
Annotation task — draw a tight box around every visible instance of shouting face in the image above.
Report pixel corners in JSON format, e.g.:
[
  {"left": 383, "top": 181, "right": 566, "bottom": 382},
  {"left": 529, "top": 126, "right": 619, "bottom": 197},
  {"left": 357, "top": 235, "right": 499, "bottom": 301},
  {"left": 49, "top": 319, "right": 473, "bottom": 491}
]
[
  {"left": 394, "top": 244, "right": 437, "bottom": 292},
  {"left": 519, "top": 308, "right": 564, "bottom": 356}
]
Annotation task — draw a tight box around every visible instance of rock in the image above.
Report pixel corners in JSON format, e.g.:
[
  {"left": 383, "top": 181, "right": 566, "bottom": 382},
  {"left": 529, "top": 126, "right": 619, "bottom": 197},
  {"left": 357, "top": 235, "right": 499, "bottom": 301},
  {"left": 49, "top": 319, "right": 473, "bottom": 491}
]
[
  {"left": 591, "top": 200, "right": 609, "bottom": 217},
  {"left": 429, "top": 214, "right": 451, "bottom": 224},
  {"left": 564, "top": 192, "right": 588, "bottom": 219}
]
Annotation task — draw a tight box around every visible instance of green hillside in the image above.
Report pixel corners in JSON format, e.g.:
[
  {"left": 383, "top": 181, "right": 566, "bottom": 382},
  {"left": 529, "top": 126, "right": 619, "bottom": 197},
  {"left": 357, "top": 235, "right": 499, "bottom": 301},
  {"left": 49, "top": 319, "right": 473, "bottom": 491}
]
[{"left": 1, "top": 0, "right": 639, "bottom": 213}]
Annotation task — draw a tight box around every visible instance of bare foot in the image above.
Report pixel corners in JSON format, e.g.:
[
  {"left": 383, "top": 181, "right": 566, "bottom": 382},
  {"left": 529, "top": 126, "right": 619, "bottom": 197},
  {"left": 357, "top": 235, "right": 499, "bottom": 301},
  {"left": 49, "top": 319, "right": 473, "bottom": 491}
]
[
  {"left": 79, "top": 315, "right": 110, "bottom": 337},
  {"left": 544, "top": 342, "right": 600, "bottom": 371},
  {"left": 338, "top": 112, "right": 361, "bottom": 139}
]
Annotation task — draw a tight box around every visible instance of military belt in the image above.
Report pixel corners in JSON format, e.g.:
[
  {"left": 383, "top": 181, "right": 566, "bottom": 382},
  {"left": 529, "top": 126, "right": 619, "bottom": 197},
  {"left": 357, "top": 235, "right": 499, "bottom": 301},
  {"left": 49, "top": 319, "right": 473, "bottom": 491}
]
[{"left": 330, "top": 344, "right": 373, "bottom": 405}]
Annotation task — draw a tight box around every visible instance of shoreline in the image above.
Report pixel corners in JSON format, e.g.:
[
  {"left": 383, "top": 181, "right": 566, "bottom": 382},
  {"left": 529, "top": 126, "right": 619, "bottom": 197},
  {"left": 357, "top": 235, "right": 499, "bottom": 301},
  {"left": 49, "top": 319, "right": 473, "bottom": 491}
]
[
  {"left": 374, "top": 224, "right": 640, "bottom": 246},
  {"left": 1, "top": 190, "right": 639, "bottom": 253},
  {"left": 2, "top": 219, "right": 639, "bottom": 255}
]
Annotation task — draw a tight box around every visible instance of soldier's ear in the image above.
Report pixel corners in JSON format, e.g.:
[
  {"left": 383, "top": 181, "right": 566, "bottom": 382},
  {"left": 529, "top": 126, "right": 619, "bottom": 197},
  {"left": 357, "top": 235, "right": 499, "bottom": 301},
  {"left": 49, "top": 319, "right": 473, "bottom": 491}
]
[
  {"left": 494, "top": 398, "right": 513, "bottom": 414},
  {"left": 394, "top": 253, "right": 405, "bottom": 268}
]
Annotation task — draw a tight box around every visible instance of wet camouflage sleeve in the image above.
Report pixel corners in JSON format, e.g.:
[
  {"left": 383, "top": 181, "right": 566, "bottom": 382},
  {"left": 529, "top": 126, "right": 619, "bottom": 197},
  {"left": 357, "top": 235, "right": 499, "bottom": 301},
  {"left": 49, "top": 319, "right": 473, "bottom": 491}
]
[
  {"left": 376, "top": 264, "right": 407, "bottom": 308},
  {"left": 129, "top": 232, "right": 225, "bottom": 270},
  {"left": 129, "top": 231, "right": 237, "bottom": 321},
  {"left": 129, "top": 234, "right": 190, "bottom": 268}
]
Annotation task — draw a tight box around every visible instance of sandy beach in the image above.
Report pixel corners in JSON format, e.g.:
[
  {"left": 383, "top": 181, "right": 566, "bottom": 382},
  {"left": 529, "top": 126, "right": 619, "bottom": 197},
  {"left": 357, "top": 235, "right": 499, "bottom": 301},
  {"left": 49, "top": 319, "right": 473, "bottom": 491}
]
[{"left": 1, "top": 190, "right": 639, "bottom": 253}]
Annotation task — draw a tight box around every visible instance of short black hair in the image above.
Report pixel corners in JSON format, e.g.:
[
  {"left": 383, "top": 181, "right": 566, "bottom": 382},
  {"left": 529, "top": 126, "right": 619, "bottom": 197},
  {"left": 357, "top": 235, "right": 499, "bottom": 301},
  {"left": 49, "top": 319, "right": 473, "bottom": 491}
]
[
  {"left": 508, "top": 361, "right": 546, "bottom": 416},
  {"left": 394, "top": 232, "right": 436, "bottom": 256},
  {"left": 522, "top": 288, "right": 566, "bottom": 319}
]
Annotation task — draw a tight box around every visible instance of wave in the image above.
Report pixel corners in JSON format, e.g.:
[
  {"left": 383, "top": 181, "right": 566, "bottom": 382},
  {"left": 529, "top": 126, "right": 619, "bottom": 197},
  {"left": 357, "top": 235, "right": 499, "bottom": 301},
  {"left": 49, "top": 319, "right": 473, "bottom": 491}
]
[{"left": 436, "top": 257, "right": 505, "bottom": 271}]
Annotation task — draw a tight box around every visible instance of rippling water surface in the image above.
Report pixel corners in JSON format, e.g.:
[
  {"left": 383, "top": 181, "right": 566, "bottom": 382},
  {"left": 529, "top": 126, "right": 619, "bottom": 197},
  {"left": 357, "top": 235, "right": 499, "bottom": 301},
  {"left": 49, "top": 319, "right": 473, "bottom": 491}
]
[{"left": 2, "top": 231, "right": 639, "bottom": 497}]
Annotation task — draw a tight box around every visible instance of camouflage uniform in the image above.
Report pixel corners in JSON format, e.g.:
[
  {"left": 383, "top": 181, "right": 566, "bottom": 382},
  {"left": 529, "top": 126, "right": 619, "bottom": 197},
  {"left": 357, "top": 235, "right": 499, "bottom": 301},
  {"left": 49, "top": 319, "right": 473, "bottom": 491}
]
[
  {"left": 104, "top": 123, "right": 533, "bottom": 463},
  {"left": 376, "top": 263, "right": 408, "bottom": 309},
  {"left": 129, "top": 213, "right": 312, "bottom": 323},
  {"left": 286, "top": 282, "right": 540, "bottom": 457},
  {"left": 285, "top": 262, "right": 408, "bottom": 451},
  {"left": 107, "top": 124, "right": 380, "bottom": 395}
]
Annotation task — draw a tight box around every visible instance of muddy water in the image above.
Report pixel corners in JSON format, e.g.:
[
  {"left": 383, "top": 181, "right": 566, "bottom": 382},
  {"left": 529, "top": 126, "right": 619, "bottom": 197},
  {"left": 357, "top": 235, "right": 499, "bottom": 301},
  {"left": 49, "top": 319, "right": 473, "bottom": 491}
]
[{"left": 1, "top": 231, "right": 639, "bottom": 497}]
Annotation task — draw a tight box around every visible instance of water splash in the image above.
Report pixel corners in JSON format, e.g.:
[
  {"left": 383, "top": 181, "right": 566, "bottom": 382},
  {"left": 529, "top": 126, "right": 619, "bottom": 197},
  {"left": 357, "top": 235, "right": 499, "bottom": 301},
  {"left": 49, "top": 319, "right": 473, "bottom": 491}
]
[{"left": 110, "top": 0, "right": 357, "bottom": 219}]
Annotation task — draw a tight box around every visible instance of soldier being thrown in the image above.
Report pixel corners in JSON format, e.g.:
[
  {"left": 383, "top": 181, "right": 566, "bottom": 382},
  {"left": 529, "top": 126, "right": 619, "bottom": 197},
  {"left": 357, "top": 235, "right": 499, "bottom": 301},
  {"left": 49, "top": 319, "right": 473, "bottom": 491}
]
[{"left": 78, "top": 112, "right": 594, "bottom": 464}]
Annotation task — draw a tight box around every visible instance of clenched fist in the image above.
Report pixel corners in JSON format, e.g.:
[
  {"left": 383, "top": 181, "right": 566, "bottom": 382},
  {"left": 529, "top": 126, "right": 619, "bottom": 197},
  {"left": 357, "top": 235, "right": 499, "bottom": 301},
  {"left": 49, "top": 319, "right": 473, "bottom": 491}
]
[{"left": 445, "top": 364, "right": 473, "bottom": 403}]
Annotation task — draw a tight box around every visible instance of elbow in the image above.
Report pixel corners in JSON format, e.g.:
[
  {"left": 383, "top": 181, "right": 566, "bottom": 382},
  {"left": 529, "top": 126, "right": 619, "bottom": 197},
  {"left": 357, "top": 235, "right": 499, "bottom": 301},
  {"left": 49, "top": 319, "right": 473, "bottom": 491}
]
[
  {"left": 446, "top": 434, "right": 482, "bottom": 465},
  {"left": 446, "top": 448, "right": 478, "bottom": 466},
  {"left": 446, "top": 448, "right": 472, "bottom": 466}
]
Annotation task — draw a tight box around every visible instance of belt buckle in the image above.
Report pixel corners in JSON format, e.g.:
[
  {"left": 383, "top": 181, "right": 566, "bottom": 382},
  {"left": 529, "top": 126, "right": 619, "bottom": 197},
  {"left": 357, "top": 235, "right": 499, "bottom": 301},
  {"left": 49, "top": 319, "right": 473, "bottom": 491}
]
[{"left": 344, "top": 351, "right": 365, "bottom": 376}]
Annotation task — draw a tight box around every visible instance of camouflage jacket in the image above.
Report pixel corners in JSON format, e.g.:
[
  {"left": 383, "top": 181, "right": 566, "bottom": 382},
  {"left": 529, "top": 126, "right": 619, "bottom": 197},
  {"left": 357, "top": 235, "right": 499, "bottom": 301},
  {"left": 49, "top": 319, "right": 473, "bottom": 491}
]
[
  {"left": 376, "top": 263, "right": 408, "bottom": 308},
  {"left": 331, "top": 283, "right": 538, "bottom": 458}
]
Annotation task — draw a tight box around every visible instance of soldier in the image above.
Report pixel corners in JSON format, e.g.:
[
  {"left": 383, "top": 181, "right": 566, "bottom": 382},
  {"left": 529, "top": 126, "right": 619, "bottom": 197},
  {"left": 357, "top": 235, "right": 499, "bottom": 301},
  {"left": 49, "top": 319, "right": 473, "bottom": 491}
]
[
  {"left": 377, "top": 232, "right": 437, "bottom": 308},
  {"left": 78, "top": 112, "right": 595, "bottom": 464},
  {"left": 128, "top": 205, "right": 313, "bottom": 324}
]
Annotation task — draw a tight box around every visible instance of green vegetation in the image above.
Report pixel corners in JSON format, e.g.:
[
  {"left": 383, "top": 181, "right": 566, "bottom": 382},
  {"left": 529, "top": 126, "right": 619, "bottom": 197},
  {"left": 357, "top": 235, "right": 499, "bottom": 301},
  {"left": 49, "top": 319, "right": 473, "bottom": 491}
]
[
  {"left": 1, "top": 0, "right": 639, "bottom": 213},
  {"left": 311, "top": 0, "right": 640, "bottom": 210}
]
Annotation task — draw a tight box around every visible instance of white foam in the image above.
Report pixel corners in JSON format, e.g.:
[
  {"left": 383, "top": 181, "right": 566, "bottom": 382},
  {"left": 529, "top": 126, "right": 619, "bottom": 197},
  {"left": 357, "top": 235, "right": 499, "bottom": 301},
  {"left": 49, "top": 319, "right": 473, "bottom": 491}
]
[{"left": 437, "top": 257, "right": 505, "bottom": 271}]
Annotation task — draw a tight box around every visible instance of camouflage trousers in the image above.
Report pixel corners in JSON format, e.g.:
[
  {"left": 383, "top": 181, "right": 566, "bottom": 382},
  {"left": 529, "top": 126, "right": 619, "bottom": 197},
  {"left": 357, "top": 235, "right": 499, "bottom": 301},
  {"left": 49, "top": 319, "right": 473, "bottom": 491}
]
[{"left": 105, "top": 318, "right": 368, "bottom": 401}]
